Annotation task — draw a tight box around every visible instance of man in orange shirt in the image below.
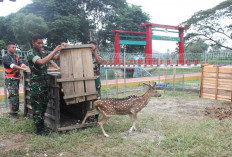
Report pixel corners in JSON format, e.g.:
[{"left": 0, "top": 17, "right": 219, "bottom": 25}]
[{"left": 3, "top": 42, "right": 29, "bottom": 118}]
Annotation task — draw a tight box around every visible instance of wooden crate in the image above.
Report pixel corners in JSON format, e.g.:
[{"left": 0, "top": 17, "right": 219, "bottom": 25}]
[
  {"left": 58, "top": 44, "right": 97, "bottom": 105},
  {"left": 23, "top": 71, "right": 98, "bottom": 132},
  {"left": 200, "top": 64, "right": 232, "bottom": 101}
]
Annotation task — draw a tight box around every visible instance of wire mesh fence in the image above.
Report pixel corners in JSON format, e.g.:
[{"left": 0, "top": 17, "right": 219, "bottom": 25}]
[
  {"left": 1, "top": 49, "right": 232, "bottom": 66},
  {"left": 100, "top": 66, "right": 201, "bottom": 98},
  {"left": 100, "top": 51, "right": 232, "bottom": 66},
  {"left": 1, "top": 49, "right": 232, "bottom": 107}
]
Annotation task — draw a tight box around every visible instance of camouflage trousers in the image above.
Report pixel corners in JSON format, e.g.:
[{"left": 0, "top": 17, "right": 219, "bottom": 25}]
[
  {"left": 5, "top": 78, "right": 20, "bottom": 113},
  {"left": 30, "top": 81, "right": 49, "bottom": 125},
  {"left": 95, "top": 77, "right": 101, "bottom": 98}
]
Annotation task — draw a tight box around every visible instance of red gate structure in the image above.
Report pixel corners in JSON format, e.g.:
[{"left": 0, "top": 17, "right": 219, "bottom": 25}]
[{"left": 111, "top": 23, "right": 189, "bottom": 65}]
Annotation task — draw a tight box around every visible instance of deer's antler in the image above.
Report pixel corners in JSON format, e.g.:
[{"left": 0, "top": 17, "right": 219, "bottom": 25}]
[{"left": 143, "top": 83, "right": 151, "bottom": 87}]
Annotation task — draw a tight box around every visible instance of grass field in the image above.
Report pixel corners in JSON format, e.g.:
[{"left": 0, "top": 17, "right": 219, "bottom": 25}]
[{"left": 0, "top": 91, "right": 231, "bottom": 157}]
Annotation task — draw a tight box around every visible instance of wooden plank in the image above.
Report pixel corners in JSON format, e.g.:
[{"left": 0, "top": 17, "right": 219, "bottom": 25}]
[
  {"left": 71, "top": 48, "right": 85, "bottom": 103},
  {"left": 57, "top": 76, "right": 97, "bottom": 83},
  {"left": 203, "top": 66, "right": 217, "bottom": 73},
  {"left": 219, "top": 66, "right": 232, "bottom": 74},
  {"left": 202, "top": 78, "right": 216, "bottom": 83},
  {"left": 63, "top": 91, "right": 98, "bottom": 99},
  {"left": 82, "top": 48, "right": 97, "bottom": 100},
  {"left": 202, "top": 81, "right": 216, "bottom": 85},
  {"left": 218, "top": 89, "right": 232, "bottom": 97},
  {"left": 61, "top": 44, "right": 92, "bottom": 50},
  {"left": 218, "top": 73, "right": 232, "bottom": 79},
  {"left": 202, "top": 88, "right": 216, "bottom": 95},
  {"left": 60, "top": 48, "right": 76, "bottom": 104},
  {"left": 218, "top": 81, "right": 232, "bottom": 87},
  {"left": 217, "top": 86, "right": 232, "bottom": 91},
  {"left": 218, "top": 79, "right": 232, "bottom": 83},
  {"left": 215, "top": 67, "right": 219, "bottom": 99},
  {"left": 200, "top": 65, "right": 204, "bottom": 97},
  {"left": 203, "top": 72, "right": 217, "bottom": 78},
  {"left": 45, "top": 113, "right": 56, "bottom": 121},
  {"left": 202, "top": 83, "right": 216, "bottom": 88},
  {"left": 57, "top": 122, "right": 97, "bottom": 132},
  {"left": 202, "top": 93, "right": 215, "bottom": 98}
]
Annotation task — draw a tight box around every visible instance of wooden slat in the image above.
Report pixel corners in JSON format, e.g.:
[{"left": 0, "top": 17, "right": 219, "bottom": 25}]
[
  {"left": 215, "top": 66, "right": 219, "bottom": 99},
  {"left": 202, "top": 78, "right": 216, "bottom": 83},
  {"left": 202, "top": 84, "right": 216, "bottom": 88},
  {"left": 200, "top": 65, "right": 204, "bottom": 97},
  {"left": 218, "top": 73, "right": 232, "bottom": 79},
  {"left": 57, "top": 122, "right": 97, "bottom": 132},
  {"left": 218, "top": 79, "right": 232, "bottom": 83},
  {"left": 218, "top": 89, "right": 232, "bottom": 97},
  {"left": 203, "top": 72, "right": 217, "bottom": 78},
  {"left": 217, "top": 86, "right": 232, "bottom": 91},
  {"left": 45, "top": 113, "right": 56, "bottom": 121},
  {"left": 60, "top": 48, "right": 76, "bottom": 104},
  {"left": 71, "top": 48, "right": 85, "bottom": 103},
  {"left": 82, "top": 48, "right": 97, "bottom": 100},
  {"left": 63, "top": 92, "right": 98, "bottom": 99},
  {"left": 202, "top": 88, "right": 216, "bottom": 95},
  {"left": 61, "top": 44, "right": 92, "bottom": 50},
  {"left": 203, "top": 66, "right": 217, "bottom": 72},
  {"left": 219, "top": 66, "right": 232, "bottom": 74},
  {"left": 57, "top": 76, "right": 97, "bottom": 82}
]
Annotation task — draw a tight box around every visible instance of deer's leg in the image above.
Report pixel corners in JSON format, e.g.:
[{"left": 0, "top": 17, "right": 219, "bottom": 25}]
[
  {"left": 98, "top": 110, "right": 111, "bottom": 137},
  {"left": 129, "top": 112, "right": 137, "bottom": 133}
]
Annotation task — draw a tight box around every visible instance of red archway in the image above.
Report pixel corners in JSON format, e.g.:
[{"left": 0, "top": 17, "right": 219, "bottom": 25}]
[{"left": 111, "top": 23, "right": 189, "bottom": 65}]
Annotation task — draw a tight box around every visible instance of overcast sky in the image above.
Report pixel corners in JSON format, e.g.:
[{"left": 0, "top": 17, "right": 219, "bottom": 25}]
[
  {"left": 0, "top": 0, "right": 226, "bottom": 52},
  {"left": 126, "top": 0, "right": 226, "bottom": 52}
]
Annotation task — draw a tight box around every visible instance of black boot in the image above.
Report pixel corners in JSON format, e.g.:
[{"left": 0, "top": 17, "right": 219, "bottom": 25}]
[{"left": 36, "top": 122, "right": 49, "bottom": 136}]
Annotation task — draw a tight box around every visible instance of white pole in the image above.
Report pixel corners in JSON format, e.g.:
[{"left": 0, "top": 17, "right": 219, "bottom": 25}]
[
  {"left": 124, "top": 46, "right": 126, "bottom": 93},
  {"left": 1, "top": 49, "right": 8, "bottom": 107}
]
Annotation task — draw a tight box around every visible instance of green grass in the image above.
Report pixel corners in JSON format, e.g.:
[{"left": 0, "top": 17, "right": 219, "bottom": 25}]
[{"left": 0, "top": 91, "right": 232, "bottom": 157}]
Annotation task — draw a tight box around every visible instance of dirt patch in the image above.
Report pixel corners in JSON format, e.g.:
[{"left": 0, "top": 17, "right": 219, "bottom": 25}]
[
  {"left": 205, "top": 105, "right": 232, "bottom": 120},
  {"left": 146, "top": 97, "right": 232, "bottom": 120},
  {"left": 121, "top": 128, "right": 164, "bottom": 143},
  {"left": 0, "top": 134, "right": 29, "bottom": 151}
]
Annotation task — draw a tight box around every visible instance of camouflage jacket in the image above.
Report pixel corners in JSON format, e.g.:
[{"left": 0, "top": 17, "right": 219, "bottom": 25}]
[
  {"left": 27, "top": 48, "right": 49, "bottom": 83},
  {"left": 92, "top": 52, "right": 101, "bottom": 77}
]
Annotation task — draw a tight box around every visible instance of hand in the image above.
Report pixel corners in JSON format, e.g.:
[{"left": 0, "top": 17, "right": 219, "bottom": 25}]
[
  {"left": 23, "top": 67, "right": 30, "bottom": 72},
  {"left": 61, "top": 42, "right": 69, "bottom": 47},
  {"left": 91, "top": 44, "right": 97, "bottom": 54},
  {"left": 54, "top": 45, "right": 62, "bottom": 52}
]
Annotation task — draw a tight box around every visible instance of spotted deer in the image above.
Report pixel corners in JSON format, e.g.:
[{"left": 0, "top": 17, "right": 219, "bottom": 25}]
[{"left": 93, "top": 82, "right": 161, "bottom": 137}]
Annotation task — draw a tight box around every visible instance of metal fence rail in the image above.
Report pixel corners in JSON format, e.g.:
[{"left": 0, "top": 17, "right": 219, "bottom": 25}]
[
  {"left": 1, "top": 50, "right": 232, "bottom": 66},
  {"left": 1, "top": 49, "right": 232, "bottom": 108}
]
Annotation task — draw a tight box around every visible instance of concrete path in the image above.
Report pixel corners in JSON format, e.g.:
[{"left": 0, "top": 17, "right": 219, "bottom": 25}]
[{"left": 0, "top": 73, "right": 201, "bottom": 95}]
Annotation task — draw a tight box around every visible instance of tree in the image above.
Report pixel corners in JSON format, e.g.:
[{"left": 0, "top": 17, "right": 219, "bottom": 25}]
[
  {"left": 18, "top": 0, "right": 149, "bottom": 51},
  {"left": 181, "top": 0, "right": 232, "bottom": 50},
  {"left": 0, "top": 16, "right": 16, "bottom": 44},
  {"left": 0, "top": 40, "right": 6, "bottom": 50},
  {"left": 185, "top": 39, "right": 209, "bottom": 53},
  {"left": 11, "top": 13, "right": 48, "bottom": 49}
]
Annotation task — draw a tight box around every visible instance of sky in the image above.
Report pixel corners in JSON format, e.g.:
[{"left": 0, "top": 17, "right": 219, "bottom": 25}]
[{"left": 0, "top": 0, "right": 226, "bottom": 52}]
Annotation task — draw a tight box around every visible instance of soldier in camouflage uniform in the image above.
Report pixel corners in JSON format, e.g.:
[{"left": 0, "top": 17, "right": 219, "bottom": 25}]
[
  {"left": 90, "top": 41, "right": 103, "bottom": 99},
  {"left": 27, "top": 34, "right": 62, "bottom": 136},
  {"left": 3, "top": 42, "right": 29, "bottom": 118}
]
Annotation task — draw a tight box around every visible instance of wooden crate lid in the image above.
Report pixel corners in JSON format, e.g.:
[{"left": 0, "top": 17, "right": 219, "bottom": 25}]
[{"left": 61, "top": 44, "right": 92, "bottom": 50}]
